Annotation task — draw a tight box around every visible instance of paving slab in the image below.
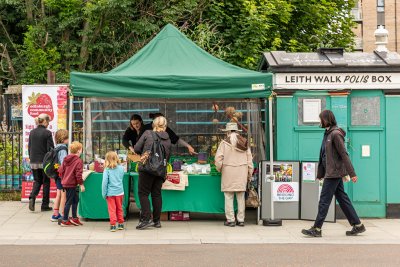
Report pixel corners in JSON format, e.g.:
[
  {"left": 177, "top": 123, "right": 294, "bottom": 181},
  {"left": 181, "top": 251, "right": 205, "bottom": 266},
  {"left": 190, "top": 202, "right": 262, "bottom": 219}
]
[{"left": 0, "top": 201, "right": 399, "bottom": 245}]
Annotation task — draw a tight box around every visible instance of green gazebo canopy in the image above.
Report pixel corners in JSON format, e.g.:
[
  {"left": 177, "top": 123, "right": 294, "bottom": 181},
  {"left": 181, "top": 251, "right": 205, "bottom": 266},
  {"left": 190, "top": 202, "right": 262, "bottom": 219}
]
[{"left": 70, "top": 24, "right": 272, "bottom": 99}]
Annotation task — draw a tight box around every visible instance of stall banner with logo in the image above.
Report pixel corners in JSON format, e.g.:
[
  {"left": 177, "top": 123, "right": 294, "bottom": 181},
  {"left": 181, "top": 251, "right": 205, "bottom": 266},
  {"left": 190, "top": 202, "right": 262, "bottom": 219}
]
[
  {"left": 273, "top": 182, "right": 299, "bottom": 202},
  {"left": 21, "top": 180, "right": 58, "bottom": 202},
  {"left": 21, "top": 85, "right": 68, "bottom": 202}
]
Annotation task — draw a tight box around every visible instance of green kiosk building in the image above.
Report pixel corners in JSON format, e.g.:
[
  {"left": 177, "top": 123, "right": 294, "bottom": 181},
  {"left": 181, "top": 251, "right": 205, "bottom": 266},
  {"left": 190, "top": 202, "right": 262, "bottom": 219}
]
[{"left": 259, "top": 29, "right": 400, "bottom": 218}]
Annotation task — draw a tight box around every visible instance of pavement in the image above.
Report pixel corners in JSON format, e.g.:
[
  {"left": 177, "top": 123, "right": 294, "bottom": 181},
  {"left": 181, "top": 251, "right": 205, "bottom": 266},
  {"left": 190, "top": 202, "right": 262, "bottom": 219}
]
[{"left": 1, "top": 201, "right": 400, "bottom": 245}]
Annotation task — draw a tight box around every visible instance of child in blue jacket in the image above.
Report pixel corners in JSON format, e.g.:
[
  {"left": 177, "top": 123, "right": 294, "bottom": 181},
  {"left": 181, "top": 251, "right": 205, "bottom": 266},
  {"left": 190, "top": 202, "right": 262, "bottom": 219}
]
[{"left": 102, "top": 151, "right": 125, "bottom": 232}]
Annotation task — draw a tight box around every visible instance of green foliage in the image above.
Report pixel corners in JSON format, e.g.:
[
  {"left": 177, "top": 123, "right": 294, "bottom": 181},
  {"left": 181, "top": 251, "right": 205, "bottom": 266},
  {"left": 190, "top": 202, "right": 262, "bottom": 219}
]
[
  {"left": 0, "top": 135, "right": 21, "bottom": 175},
  {"left": 0, "top": 0, "right": 357, "bottom": 82},
  {"left": 0, "top": 191, "right": 21, "bottom": 200},
  {"left": 20, "top": 26, "right": 61, "bottom": 84}
]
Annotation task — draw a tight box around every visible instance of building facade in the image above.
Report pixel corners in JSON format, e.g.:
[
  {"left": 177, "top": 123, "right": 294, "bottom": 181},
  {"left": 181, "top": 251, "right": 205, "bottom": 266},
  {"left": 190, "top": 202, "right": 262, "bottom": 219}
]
[{"left": 353, "top": 0, "right": 400, "bottom": 52}]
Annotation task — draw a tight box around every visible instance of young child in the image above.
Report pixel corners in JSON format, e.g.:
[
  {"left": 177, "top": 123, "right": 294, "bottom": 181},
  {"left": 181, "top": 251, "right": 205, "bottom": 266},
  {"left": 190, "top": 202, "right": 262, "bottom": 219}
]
[
  {"left": 102, "top": 151, "right": 125, "bottom": 232},
  {"left": 58, "top": 141, "right": 85, "bottom": 227},
  {"left": 51, "top": 129, "right": 69, "bottom": 222}
]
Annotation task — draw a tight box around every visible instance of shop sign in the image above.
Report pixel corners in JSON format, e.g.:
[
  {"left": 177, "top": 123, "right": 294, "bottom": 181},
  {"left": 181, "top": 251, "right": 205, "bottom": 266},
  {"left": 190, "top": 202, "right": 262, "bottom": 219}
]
[
  {"left": 273, "top": 182, "right": 299, "bottom": 202},
  {"left": 274, "top": 73, "right": 400, "bottom": 90},
  {"left": 11, "top": 104, "right": 22, "bottom": 119}
]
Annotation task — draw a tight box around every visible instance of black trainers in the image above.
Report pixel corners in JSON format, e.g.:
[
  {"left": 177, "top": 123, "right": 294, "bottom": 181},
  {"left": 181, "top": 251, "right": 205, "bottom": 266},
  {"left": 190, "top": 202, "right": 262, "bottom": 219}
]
[
  {"left": 110, "top": 225, "right": 117, "bottom": 232},
  {"left": 346, "top": 224, "right": 366, "bottom": 236},
  {"left": 224, "top": 221, "right": 236, "bottom": 227},
  {"left": 136, "top": 220, "right": 153, "bottom": 230},
  {"left": 302, "top": 227, "right": 322, "bottom": 237},
  {"left": 118, "top": 224, "right": 125, "bottom": 230},
  {"left": 41, "top": 206, "right": 53, "bottom": 212},
  {"left": 236, "top": 221, "right": 245, "bottom": 227},
  {"left": 29, "top": 198, "right": 35, "bottom": 211},
  {"left": 152, "top": 221, "right": 162, "bottom": 228}
]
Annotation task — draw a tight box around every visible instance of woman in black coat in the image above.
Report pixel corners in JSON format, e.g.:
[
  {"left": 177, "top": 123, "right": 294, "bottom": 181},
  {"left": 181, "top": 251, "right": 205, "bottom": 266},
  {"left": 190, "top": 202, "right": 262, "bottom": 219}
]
[
  {"left": 28, "top": 114, "right": 54, "bottom": 212},
  {"left": 302, "top": 110, "right": 365, "bottom": 237},
  {"left": 134, "top": 116, "right": 172, "bottom": 230}
]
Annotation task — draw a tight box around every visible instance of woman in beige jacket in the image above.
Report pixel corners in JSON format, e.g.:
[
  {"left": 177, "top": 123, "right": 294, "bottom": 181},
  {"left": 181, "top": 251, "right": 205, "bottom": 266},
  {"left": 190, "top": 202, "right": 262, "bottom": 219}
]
[{"left": 215, "top": 123, "right": 254, "bottom": 227}]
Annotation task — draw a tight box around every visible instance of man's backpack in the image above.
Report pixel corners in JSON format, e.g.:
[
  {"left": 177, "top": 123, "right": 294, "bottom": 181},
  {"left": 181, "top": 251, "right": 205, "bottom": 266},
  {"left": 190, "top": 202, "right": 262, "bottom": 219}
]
[
  {"left": 139, "top": 132, "right": 167, "bottom": 178},
  {"left": 43, "top": 146, "right": 68, "bottom": 179}
]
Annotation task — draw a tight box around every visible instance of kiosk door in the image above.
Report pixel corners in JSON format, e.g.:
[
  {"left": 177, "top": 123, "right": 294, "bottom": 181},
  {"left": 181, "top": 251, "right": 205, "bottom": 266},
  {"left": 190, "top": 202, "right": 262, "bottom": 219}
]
[{"left": 347, "top": 91, "right": 386, "bottom": 218}]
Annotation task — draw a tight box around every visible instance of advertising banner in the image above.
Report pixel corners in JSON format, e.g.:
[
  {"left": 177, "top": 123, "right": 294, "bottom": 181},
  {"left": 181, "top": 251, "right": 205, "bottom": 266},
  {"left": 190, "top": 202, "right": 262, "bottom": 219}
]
[{"left": 21, "top": 85, "right": 68, "bottom": 202}]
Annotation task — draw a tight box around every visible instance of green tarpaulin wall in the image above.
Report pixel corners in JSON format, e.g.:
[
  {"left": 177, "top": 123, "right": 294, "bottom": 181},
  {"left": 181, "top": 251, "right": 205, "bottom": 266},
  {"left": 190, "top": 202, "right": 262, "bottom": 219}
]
[{"left": 70, "top": 24, "right": 272, "bottom": 99}]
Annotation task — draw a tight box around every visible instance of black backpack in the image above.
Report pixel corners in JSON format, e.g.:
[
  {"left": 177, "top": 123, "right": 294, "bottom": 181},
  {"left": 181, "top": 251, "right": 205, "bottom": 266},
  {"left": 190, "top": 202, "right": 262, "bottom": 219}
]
[
  {"left": 43, "top": 146, "right": 68, "bottom": 179},
  {"left": 139, "top": 132, "right": 167, "bottom": 178}
]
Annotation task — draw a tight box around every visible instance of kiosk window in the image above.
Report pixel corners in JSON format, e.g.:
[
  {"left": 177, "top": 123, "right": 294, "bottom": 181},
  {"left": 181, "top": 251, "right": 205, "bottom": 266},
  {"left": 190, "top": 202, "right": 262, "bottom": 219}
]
[
  {"left": 297, "top": 97, "right": 326, "bottom": 126},
  {"left": 351, "top": 96, "right": 380, "bottom": 126}
]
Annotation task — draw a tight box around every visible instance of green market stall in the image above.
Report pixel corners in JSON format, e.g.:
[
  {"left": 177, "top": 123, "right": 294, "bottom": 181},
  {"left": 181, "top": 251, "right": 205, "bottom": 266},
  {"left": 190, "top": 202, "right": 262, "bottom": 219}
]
[
  {"left": 131, "top": 173, "right": 225, "bottom": 213},
  {"left": 79, "top": 173, "right": 131, "bottom": 219},
  {"left": 70, "top": 24, "right": 272, "bottom": 219}
]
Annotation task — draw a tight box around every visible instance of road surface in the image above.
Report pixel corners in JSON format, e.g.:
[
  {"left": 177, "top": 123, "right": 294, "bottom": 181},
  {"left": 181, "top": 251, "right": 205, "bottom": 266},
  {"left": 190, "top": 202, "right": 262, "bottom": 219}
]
[{"left": 1, "top": 244, "right": 399, "bottom": 267}]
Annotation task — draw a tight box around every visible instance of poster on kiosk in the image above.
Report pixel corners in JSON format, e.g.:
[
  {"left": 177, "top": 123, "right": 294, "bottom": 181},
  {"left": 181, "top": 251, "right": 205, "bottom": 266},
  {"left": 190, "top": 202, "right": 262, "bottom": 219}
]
[{"left": 21, "top": 85, "right": 69, "bottom": 202}]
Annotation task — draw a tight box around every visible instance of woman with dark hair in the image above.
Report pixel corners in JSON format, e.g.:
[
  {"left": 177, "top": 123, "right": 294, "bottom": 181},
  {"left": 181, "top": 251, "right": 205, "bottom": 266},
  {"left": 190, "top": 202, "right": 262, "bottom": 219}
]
[
  {"left": 28, "top": 114, "right": 54, "bottom": 212},
  {"left": 122, "top": 114, "right": 144, "bottom": 153},
  {"left": 302, "top": 110, "right": 366, "bottom": 237}
]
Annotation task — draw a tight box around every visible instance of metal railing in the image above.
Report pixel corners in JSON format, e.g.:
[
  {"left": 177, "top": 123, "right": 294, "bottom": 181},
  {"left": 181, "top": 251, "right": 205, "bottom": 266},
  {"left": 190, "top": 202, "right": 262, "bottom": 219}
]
[{"left": 0, "top": 132, "right": 22, "bottom": 191}]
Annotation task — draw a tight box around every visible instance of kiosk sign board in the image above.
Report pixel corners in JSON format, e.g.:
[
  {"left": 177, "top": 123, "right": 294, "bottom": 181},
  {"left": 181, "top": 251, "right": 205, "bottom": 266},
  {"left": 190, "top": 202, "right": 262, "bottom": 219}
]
[{"left": 275, "top": 73, "right": 400, "bottom": 90}]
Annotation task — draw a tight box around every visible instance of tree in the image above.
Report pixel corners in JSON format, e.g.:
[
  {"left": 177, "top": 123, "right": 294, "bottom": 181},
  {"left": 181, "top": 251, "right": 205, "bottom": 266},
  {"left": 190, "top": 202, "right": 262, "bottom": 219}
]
[{"left": 0, "top": 0, "right": 357, "bottom": 83}]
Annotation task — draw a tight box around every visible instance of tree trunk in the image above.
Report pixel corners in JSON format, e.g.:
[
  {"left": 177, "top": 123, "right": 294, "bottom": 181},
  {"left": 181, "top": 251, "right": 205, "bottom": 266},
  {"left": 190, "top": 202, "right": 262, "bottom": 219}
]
[
  {"left": 62, "top": 30, "right": 71, "bottom": 71},
  {"left": 0, "top": 44, "right": 16, "bottom": 81},
  {"left": 25, "top": 0, "right": 34, "bottom": 23},
  {"left": 41, "top": 0, "right": 46, "bottom": 18},
  {"left": 79, "top": 20, "right": 90, "bottom": 70}
]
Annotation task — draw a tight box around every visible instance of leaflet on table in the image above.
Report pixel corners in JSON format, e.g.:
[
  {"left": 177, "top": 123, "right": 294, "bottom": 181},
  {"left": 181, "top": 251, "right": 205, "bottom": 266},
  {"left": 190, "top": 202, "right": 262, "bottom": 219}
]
[
  {"left": 162, "top": 172, "right": 189, "bottom": 191},
  {"left": 181, "top": 163, "right": 211, "bottom": 175}
]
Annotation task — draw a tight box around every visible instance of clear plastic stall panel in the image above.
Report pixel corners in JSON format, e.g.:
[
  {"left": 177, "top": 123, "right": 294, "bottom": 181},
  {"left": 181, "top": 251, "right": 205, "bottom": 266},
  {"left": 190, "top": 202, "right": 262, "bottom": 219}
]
[
  {"left": 261, "top": 161, "right": 300, "bottom": 220},
  {"left": 301, "top": 162, "right": 335, "bottom": 222}
]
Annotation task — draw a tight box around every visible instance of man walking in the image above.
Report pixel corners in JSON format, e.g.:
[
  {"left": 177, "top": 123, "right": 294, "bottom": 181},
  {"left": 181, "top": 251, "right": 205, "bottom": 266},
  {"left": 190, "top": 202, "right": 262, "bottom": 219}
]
[{"left": 302, "top": 110, "right": 366, "bottom": 237}]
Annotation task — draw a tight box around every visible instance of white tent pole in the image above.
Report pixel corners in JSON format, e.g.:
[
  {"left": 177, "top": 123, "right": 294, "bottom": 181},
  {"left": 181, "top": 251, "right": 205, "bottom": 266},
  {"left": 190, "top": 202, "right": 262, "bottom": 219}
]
[
  {"left": 68, "top": 93, "right": 73, "bottom": 147},
  {"left": 269, "top": 95, "right": 274, "bottom": 220}
]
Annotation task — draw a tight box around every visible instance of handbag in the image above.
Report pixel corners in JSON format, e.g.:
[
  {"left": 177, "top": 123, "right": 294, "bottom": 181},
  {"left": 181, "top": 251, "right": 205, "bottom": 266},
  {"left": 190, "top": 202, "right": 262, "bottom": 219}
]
[
  {"left": 236, "top": 135, "right": 248, "bottom": 151},
  {"left": 245, "top": 181, "right": 261, "bottom": 208}
]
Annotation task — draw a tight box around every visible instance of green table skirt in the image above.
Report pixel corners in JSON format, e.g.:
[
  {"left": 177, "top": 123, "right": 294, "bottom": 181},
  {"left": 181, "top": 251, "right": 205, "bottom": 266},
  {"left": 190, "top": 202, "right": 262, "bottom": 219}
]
[
  {"left": 79, "top": 172, "right": 131, "bottom": 219},
  {"left": 131, "top": 172, "right": 226, "bottom": 214}
]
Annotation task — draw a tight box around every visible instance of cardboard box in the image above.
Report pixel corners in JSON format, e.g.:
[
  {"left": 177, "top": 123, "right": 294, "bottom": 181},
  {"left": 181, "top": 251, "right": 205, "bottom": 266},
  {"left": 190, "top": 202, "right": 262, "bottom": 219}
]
[
  {"left": 160, "top": 212, "right": 169, "bottom": 221},
  {"left": 169, "top": 211, "right": 190, "bottom": 221}
]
